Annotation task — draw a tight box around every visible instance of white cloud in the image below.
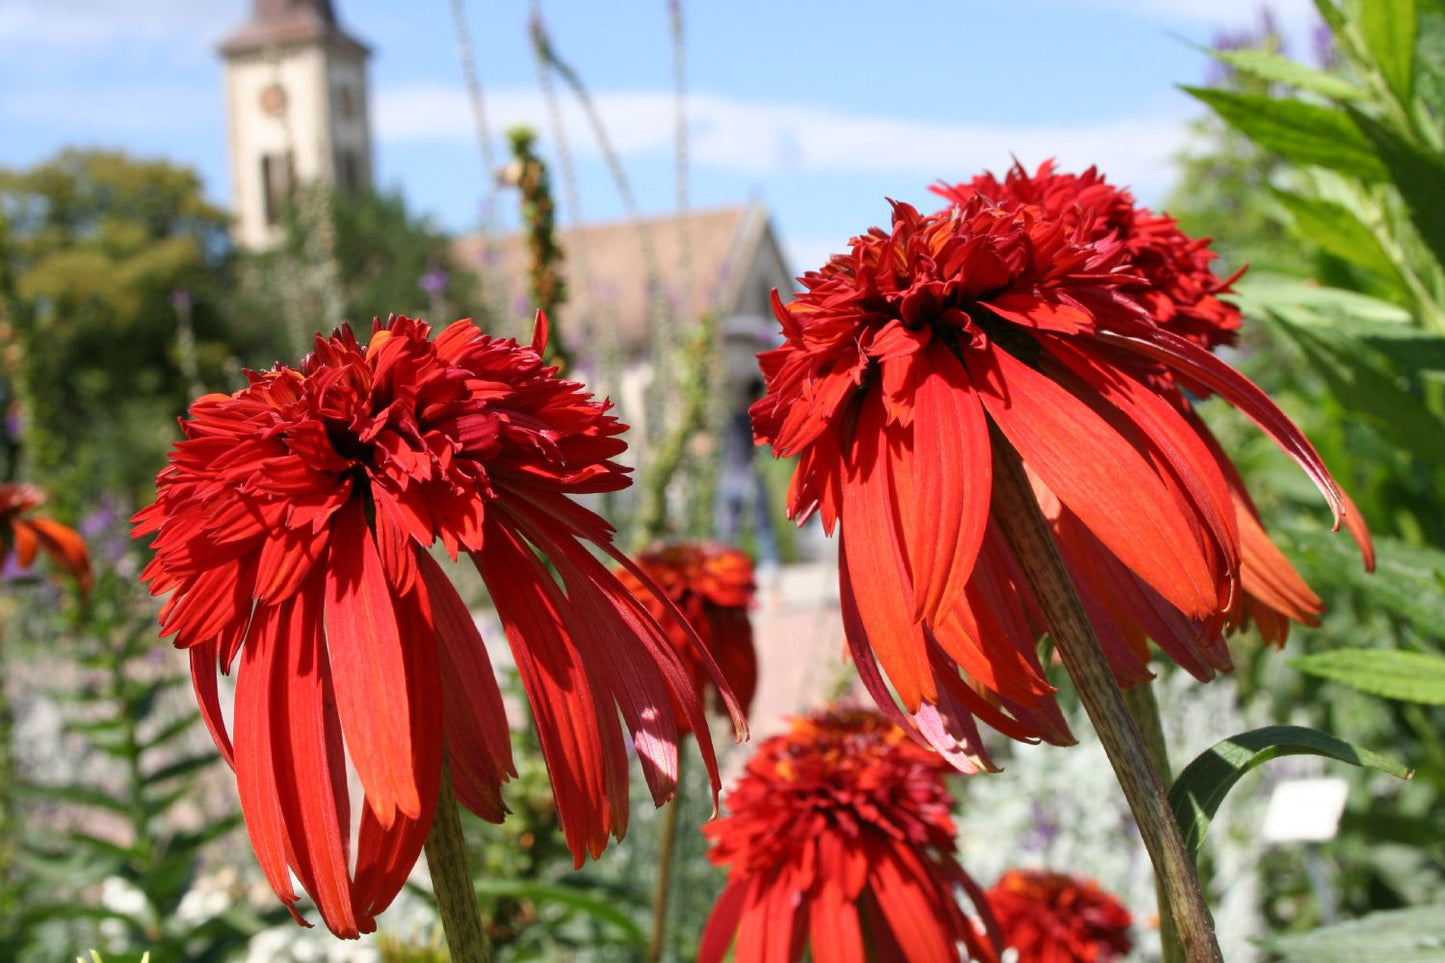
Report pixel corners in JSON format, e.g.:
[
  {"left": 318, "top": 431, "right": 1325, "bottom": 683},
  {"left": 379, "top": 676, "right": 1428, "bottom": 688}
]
[
  {"left": 0, "top": 0, "right": 237, "bottom": 50},
  {"left": 376, "top": 84, "right": 1189, "bottom": 201}
]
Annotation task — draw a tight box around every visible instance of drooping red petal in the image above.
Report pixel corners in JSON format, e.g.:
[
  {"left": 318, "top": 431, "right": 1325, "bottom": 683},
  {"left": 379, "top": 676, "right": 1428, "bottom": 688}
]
[
  {"left": 474, "top": 516, "right": 618, "bottom": 863},
  {"left": 1097, "top": 319, "right": 1351, "bottom": 528},
  {"left": 415, "top": 548, "right": 514, "bottom": 823},
  {"left": 190, "top": 638, "right": 235, "bottom": 768},
  {"left": 909, "top": 341, "right": 991, "bottom": 625},
  {"left": 969, "top": 343, "right": 1217, "bottom": 619},
  {"left": 233, "top": 603, "right": 306, "bottom": 925},
  {"left": 839, "top": 396, "right": 934, "bottom": 711},
  {"left": 323, "top": 499, "right": 421, "bottom": 827},
  {"left": 269, "top": 581, "right": 360, "bottom": 938}
]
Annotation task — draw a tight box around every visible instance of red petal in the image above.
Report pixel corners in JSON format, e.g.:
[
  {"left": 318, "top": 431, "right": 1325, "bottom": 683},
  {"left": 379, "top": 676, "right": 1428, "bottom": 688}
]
[
  {"left": 323, "top": 499, "right": 421, "bottom": 826},
  {"left": 969, "top": 344, "right": 1217, "bottom": 619},
  {"left": 233, "top": 603, "right": 305, "bottom": 923},
  {"left": 839, "top": 397, "right": 934, "bottom": 711},
  {"left": 1097, "top": 320, "right": 1351, "bottom": 528},
  {"left": 909, "top": 342, "right": 991, "bottom": 625},
  {"left": 190, "top": 638, "right": 235, "bottom": 768},
  {"left": 416, "top": 549, "right": 514, "bottom": 823},
  {"left": 270, "top": 584, "right": 359, "bottom": 938}
]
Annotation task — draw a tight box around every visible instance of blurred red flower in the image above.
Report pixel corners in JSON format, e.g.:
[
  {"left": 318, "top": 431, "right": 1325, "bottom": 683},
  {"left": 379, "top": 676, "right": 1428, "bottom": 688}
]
[
  {"left": 0, "top": 483, "right": 92, "bottom": 593},
  {"left": 700, "top": 707, "right": 1002, "bottom": 963},
  {"left": 750, "top": 174, "right": 1371, "bottom": 770},
  {"left": 616, "top": 541, "right": 758, "bottom": 729},
  {"left": 134, "top": 315, "right": 741, "bottom": 937},
  {"left": 986, "top": 868, "right": 1133, "bottom": 963}
]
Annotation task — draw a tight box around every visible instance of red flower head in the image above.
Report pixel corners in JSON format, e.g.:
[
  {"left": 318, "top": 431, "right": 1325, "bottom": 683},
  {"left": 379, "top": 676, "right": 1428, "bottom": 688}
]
[
  {"left": 133, "top": 315, "right": 743, "bottom": 937},
  {"left": 615, "top": 541, "right": 758, "bottom": 729},
  {"left": 986, "top": 869, "right": 1133, "bottom": 963},
  {"left": 700, "top": 707, "right": 1002, "bottom": 963},
  {"left": 933, "top": 161, "right": 1244, "bottom": 357},
  {"left": 750, "top": 176, "right": 1371, "bottom": 770},
  {"left": 0, "top": 483, "right": 92, "bottom": 593}
]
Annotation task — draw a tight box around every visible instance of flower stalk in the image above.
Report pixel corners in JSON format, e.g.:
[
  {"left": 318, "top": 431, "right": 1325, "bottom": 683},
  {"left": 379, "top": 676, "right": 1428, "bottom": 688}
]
[
  {"left": 1122, "top": 679, "right": 1185, "bottom": 963},
  {"left": 989, "top": 430, "right": 1222, "bottom": 963},
  {"left": 424, "top": 760, "right": 493, "bottom": 963},
  {"left": 646, "top": 752, "right": 685, "bottom": 963}
]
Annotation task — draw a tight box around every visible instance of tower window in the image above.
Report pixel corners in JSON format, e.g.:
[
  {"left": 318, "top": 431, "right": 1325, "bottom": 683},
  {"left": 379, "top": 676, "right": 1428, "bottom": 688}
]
[
  {"left": 336, "top": 149, "right": 361, "bottom": 194},
  {"left": 261, "top": 151, "right": 295, "bottom": 225}
]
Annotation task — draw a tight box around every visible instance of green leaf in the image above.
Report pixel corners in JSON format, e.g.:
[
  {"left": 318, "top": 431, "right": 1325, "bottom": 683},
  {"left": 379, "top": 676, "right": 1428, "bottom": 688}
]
[
  {"left": 1234, "top": 273, "right": 1413, "bottom": 323},
  {"left": 1294, "top": 648, "right": 1445, "bottom": 704},
  {"left": 1183, "top": 86, "right": 1387, "bottom": 181},
  {"left": 1270, "top": 189, "right": 1405, "bottom": 285},
  {"left": 469, "top": 879, "right": 647, "bottom": 948},
  {"left": 17, "top": 782, "right": 132, "bottom": 816},
  {"left": 1347, "top": 106, "right": 1445, "bottom": 271},
  {"left": 1362, "top": 0, "right": 1419, "bottom": 104},
  {"left": 1210, "top": 48, "right": 1365, "bottom": 100},
  {"left": 1168, "top": 725, "right": 1412, "bottom": 865},
  {"left": 1259, "top": 905, "right": 1445, "bottom": 961},
  {"left": 145, "top": 752, "right": 220, "bottom": 785},
  {"left": 1292, "top": 530, "right": 1445, "bottom": 636}
]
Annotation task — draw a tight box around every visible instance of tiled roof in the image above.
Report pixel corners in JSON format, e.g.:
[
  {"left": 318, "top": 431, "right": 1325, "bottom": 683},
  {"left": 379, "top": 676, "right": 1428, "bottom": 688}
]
[{"left": 454, "top": 204, "right": 770, "bottom": 350}]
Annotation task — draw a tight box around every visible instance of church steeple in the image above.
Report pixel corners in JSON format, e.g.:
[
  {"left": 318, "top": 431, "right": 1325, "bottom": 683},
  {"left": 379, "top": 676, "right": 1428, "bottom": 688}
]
[{"left": 219, "top": 0, "right": 373, "bottom": 248}]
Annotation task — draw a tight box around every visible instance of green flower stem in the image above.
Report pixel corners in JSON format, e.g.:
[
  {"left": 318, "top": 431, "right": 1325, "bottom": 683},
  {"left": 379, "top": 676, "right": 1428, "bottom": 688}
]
[
  {"left": 1122, "top": 679, "right": 1184, "bottom": 963},
  {"left": 646, "top": 750, "right": 686, "bottom": 962},
  {"left": 425, "top": 759, "right": 493, "bottom": 963},
  {"left": 989, "top": 431, "right": 1223, "bottom": 963}
]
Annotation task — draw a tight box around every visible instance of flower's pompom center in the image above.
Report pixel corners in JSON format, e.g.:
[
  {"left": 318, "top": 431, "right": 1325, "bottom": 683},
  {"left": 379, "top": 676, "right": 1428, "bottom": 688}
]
[{"left": 711, "top": 709, "right": 957, "bottom": 877}]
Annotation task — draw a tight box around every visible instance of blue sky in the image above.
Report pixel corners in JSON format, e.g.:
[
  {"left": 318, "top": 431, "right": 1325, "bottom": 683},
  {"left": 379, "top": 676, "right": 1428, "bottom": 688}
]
[{"left": 0, "top": 0, "right": 1318, "bottom": 272}]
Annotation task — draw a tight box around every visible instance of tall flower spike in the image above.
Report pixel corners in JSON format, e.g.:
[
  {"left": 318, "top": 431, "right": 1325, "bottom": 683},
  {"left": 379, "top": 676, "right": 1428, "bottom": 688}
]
[
  {"left": 615, "top": 541, "right": 758, "bottom": 730},
  {"left": 751, "top": 170, "right": 1371, "bottom": 771},
  {"left": 985, "top": 868, "right": 1133, "bottom": 963},
  {"left": 0, "top": 483, "right": 92, "bottom": 593},
  {"left": 700, "top": 707, "right": 1002, "bottom": 963},
  {"left": 134, "top": 314, "right": 745, "bottom": 937}
]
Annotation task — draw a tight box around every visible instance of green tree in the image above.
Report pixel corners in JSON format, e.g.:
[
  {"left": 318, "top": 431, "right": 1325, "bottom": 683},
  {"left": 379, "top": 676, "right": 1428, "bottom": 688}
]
[
  {"left": 0, "top": 149, "right": 280, "bottom": 512},
  {"left": 236, "top": 185, "right": 490, "bottom": 357}
]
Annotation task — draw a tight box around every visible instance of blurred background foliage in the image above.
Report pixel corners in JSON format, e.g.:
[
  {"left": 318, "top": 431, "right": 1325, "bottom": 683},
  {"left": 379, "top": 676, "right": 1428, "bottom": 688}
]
[{"left": 1163, "top": 0, "right": 1445, "bottom": 944}]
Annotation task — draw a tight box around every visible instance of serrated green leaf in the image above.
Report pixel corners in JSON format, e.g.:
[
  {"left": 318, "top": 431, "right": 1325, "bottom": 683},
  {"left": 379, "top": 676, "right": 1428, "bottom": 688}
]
[
  {"left": 1169, "top": 725, "right": 1412, "bottom": 866},
  {"left": 1348, "top": 107, "right": 1445, "bottom": 270},
  {"left": 145, "top": 752, "right": 219, "bottom": 785},
  {"left": 1270, "top": 189, "right": 1405, "bottom": 285},
  {"left": 1211, "top": 48, "right": 1364, "bottom": 100},
  {"left": 17, "top": 782, "right": 132, "bottom": 816},
  {"left": 1259, "top": 905, "right": 1445, "bottom": 961},
  {"left": 1184, "top": 86, "right": 1387, "bottom": 181},
  {"left": 1362, "top": 0, "right": 1419, "bottom": 104},
  {"left": 1292, "top": 529, "right": 1445, "bottom": 636},
  {"left": 1294, "top": 648, "right": 1445, "bottom": 704}
]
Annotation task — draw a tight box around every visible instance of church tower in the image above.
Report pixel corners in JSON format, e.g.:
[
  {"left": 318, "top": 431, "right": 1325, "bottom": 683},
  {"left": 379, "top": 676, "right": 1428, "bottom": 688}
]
[{"left": 219, "top": 0, "right": 373, "bottom": 249}]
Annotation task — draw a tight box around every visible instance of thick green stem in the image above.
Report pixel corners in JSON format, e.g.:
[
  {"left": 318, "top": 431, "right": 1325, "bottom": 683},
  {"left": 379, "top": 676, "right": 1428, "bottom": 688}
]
[
  {"left": 425, "top": 761, "right": 493, "bottom": 963},
  {"left": 646, "top": 750, "right": 686, "bottom": 962},
  {"left": 1123, "top": 679, "right": 1184, "bottom": 963},
  {"left": 989, "top": 433, "right": 1223, "bottom": 963}
]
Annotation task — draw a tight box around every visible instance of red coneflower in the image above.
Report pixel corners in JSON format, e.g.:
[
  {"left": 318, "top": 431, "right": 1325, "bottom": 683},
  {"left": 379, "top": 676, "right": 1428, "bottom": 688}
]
[
  {"left": 934, "top": 161, "right": 1359, "bottom": 647},
  {"left": 615, "top": 541, "right": 758, "bottom": 729},
  {"left": 133, "top": 314, "right": 741, "bottom": 937},
  {"left": 986, "top": 868, "right": 1133, "bottom": 963},
  {"left": 750, "top": 176, "right": 1370, "bottom": 770},
  {"left": 700, "top": 707, "right": 1001, "bottom": 963},
  {"left": 0, "top": 483, "right": 92, "bottom": 593}
]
